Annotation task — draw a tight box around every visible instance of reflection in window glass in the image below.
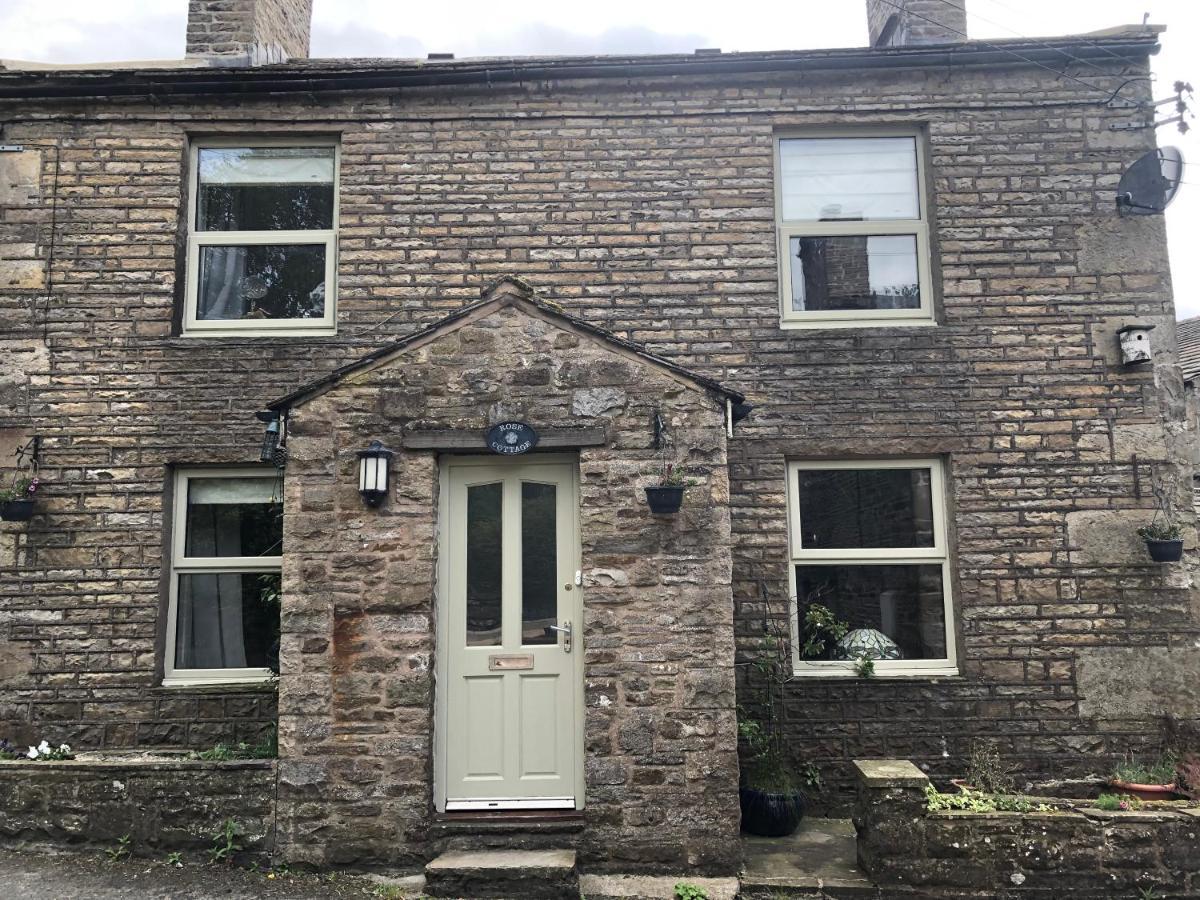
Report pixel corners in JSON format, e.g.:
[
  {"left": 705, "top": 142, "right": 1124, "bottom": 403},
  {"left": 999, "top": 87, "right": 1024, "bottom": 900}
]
[
  {"left": 197, "top": 244, "right": 326, "bottom": 321},
  {"left": 790, "top": 235, "right": 920, "bottom": 313},
  {"left": 185, "top": 477, "right": 282, "bottom": 558},
  {"left": 796, "top": 468, "right": 934, "bottom": 550},
  {"left": 175, "top": 571, "right": 280, "bottom": 670},
  {"left": 197, "top": 147, "right": 335, "bottom": 232},
  {"left": 521, "top": 482, "right": 557, "bottom": 645},
  {"left": 466, "top": 482, "right": 503, "bottom": 647},
  {"left": 795, "top": 564, "right": 946, "bottom": 660},
  {"left": 779, "top": 137, "right": 919, "bottom": 222}
]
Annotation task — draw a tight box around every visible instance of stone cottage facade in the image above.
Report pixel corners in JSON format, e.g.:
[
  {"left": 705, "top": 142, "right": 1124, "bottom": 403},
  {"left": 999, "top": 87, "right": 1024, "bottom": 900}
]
[{"left": 1, "top": 0, "right": 1198, "bottom": 873}]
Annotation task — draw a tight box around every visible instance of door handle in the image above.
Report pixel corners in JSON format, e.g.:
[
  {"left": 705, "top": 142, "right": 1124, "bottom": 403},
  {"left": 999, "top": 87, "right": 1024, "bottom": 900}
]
[{"left": 548, "top": 620, "right": 572, "bottom": 653}]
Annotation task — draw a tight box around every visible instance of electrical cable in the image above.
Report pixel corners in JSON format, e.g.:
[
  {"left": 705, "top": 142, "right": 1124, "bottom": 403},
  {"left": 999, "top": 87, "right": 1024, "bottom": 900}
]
[{"left": 872, "top": 0, "right": 1153, "bottom": 107}]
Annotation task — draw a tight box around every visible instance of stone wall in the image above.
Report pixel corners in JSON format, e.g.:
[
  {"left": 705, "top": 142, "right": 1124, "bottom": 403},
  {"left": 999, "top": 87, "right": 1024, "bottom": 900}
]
[
  {"left": 853, "top": 760, "right": 1200, "bottom": 897},
  {"left": 0, "top": 35, "right": 1195, "bottom": 805},
  {"left": 276, "top": 287, "right": 738, "bottom": 870},
  {"left": 185, "top": 0, "right": 313, "bottom": 63},
  {"left": 0, "top": 758, "right": 276, "bottom": 860}
]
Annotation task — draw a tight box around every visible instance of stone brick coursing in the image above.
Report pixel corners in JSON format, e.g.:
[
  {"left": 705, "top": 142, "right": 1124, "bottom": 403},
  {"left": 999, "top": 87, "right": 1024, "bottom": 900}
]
[
  {"left": 0, "top": 44, "right": 1195, "bottom": 809},
  {"left": 275, "top": 292, "right": 738, "bottom": 870},
  {"left": 185, "top": 0, "right": 313, "bottom": 63},
  {"left": 0, "top": 758, "right": 275, "bottom": 859}
]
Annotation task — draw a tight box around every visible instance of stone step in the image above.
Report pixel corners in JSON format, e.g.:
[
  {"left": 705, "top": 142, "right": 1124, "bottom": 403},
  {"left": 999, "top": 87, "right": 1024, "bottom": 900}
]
[
  {"left": 431, "top": 811, "right": 585, "bottom": 853},
  {"left": 424, "top": 848, "right": 578, "bottom": 899}
]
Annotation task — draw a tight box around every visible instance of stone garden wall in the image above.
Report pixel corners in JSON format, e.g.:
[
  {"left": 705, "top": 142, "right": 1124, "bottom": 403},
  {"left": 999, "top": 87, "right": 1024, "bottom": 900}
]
[
  {"left": 0, "top": 758, "right": 276, "bottom": 860},
  {"left": 854, "top": 760, "right": 1200, "bottom": 897}
]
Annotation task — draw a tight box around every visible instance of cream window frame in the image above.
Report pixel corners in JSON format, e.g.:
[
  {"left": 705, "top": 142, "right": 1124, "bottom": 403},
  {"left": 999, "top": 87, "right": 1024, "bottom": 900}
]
[
  {"left": 162, "top": 467, "right": 282, "bottom": 687},
  {"left": 785, "top": 458, "right": 957, "bottom": 677},
  {"left": 775, "top": 129, "right": 935, "bottom": 330},
  {"left": 183, "top": 137, "right": 339, "bottom": 337}
]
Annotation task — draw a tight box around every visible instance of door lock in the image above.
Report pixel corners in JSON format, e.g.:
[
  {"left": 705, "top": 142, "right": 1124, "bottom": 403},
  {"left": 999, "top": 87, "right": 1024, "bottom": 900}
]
[{"left": 547, "top": 620, "right": 572, "bottom": 653}]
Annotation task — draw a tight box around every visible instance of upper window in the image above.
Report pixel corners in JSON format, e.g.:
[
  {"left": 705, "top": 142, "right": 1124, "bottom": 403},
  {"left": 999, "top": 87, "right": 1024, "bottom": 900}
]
[
  {"left": 164, "top": 469, "right": 282, "bottom": 685},
  {"left": 775, "top": 133, "right": 934, "bottom": 328},
  {"left": 787, "top": 459, "right": 956, "bottom": 676},
  {"left": 184, "top": 140, "right": 338, "bottom": 336}
]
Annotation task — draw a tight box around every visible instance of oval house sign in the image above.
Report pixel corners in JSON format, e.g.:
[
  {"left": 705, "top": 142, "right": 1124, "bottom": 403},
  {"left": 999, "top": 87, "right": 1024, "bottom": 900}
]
[{"left": 486, "top": 421, "right": 539, "bottom": 455}]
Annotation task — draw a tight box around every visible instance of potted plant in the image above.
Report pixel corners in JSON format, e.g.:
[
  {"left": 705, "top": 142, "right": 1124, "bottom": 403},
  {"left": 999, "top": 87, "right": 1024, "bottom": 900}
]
[
  {"left": 1110, "top": 753, "right": 1181, "bottom": 801},
  {"left": 737, "top": 582, "right": 821, "bottom": 837},
  {"left": 797, "top": 596, "right": 849, "bottom": 661},
  {"left": 1137, "top": 521, "right": 1183, "bottom": 562},
  {"left": 0, "top": 474, "right": 38, "bottom": 522},
  {"left": 644, "top": 462, "right": 693, "bottom": 515}
]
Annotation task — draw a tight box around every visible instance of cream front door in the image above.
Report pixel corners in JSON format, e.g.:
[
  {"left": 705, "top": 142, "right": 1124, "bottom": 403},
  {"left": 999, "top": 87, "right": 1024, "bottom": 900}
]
[{"left": 438, "top": 456, "right": 582, "bottom": 811}]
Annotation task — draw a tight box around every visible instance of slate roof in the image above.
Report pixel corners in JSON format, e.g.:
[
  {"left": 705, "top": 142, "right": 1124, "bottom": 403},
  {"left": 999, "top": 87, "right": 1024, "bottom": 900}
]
[{"left": 1178, "top": 315, "right": 1200, "bottom": 382}]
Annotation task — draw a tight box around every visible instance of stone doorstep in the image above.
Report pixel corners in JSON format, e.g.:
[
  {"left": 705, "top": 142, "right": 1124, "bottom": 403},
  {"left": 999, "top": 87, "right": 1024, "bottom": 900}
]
[{"left": 424, "top": 848, "right": 578, "bottom": 899}]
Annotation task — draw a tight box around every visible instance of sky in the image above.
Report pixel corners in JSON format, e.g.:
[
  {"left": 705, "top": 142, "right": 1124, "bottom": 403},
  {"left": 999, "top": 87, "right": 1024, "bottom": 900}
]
[{"left": 1, "top": 0, "right": 1197, "bottom": 316}]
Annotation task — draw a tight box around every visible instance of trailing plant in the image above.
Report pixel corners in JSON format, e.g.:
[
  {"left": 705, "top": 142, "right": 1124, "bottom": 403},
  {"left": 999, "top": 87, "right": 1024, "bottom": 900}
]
[
  {"left": 925, "top": 784, "right": 1051, "bottom": 814},
  {"left": 0, "top": 739, "right": 22, "bottom": 760},
  {"left": 965, "top": 740, "right": 1016, "bottom": 794},
  {"left": 209, "top": 818, "right": 243, "bottom": 865},
  {"left": 1137, "top": 522, "right": 1182, "bottom": 541},
  {"left": 673, "top": 883, "right": 710, "bottom": 900},
  {"left": 656, "top": 462, "right": 695, "bottom": 487},
  {"left": 853, "top": 655, "right": 875, "bottom": 678},
  {"left": 797, "top": 596, "right": 849, "bottom": 660},
  {"left": 736, "top": 581, "right": 820, "bottom": 795},
  {"left": 1114, "top": 752, "right": 1179, "bottom": 785},
  {"left": 0, "top": 474, "right": 37, "bottom": 503}
]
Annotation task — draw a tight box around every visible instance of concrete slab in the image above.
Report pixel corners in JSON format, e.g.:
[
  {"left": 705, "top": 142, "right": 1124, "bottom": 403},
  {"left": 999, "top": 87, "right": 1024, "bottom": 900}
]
[
  {"left": 426, "top": 848, "right": 576, "bottom": 871},
  {"left": 741, "top": 818, "right": 877, "bottom": 896}
]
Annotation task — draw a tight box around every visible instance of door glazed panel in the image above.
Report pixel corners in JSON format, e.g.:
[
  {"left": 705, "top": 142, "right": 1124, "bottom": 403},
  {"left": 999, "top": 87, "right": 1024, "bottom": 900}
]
[{"left": 442, "top": 459, "right": 580, "bottom": 810}]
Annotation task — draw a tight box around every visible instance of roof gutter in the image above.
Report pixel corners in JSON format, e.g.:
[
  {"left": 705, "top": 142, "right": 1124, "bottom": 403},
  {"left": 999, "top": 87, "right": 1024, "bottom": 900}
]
[{"left": 0, "top": 36, "right": 1160, "bottom": 102}]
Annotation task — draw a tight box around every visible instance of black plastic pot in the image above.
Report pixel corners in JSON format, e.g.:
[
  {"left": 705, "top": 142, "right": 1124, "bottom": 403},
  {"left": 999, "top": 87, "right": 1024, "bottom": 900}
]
[
  {"left": 739, "top": 785, "right": 805, "bottom": 837},
  {"left": 1145, "top": 538, "right": 1183, "bottom": 562},
  {"left": 0, "top": 499, "right": 34, "bottom": 522},
  {"left": 645, "top": 485, "right": 685, "bottom": 514}
]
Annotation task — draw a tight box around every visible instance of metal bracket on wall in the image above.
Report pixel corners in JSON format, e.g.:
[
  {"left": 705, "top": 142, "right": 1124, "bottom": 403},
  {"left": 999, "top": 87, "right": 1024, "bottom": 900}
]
[
  {"left": 0, "top": 145, "right": 24, "bottom": 153},
  {"left": 13, "top": 435, "right": 41, "bottom": 473}
]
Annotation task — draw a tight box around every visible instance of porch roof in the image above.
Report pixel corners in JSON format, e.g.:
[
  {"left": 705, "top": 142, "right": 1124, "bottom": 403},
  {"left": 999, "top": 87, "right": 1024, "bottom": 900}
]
[{"left": 266, "top": 276, "right": 746, "bottom": 412}]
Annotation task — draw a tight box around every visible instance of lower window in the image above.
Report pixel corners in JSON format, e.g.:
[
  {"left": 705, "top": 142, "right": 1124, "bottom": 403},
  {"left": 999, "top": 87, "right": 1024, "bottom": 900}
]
[
  {"left": 164, "top": 468, "right": 282, "bottom": 686},
  {"left": 787, "top": 459, "right": 956, "bottom": 676}
]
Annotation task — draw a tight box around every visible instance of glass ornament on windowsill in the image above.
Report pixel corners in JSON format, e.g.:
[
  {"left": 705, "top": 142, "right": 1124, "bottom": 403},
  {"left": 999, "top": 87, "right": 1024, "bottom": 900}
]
[{"left": 832, "top": 628, "right": 902, "bottom": 661}]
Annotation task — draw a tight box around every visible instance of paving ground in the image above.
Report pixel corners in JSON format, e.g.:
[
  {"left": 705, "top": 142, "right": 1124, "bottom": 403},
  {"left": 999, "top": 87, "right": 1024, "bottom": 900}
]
[
  {"left": 741, "top": 818, "right": 877, "bottom": 897},
  {"left": 0, "top": 847, "right": 422, "bottom": 899}
]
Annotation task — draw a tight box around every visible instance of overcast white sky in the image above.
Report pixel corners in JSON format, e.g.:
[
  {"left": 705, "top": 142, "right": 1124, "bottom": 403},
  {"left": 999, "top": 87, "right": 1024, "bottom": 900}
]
[{"left": 2, "top": 0, "right": 1197, "bottom": 317}]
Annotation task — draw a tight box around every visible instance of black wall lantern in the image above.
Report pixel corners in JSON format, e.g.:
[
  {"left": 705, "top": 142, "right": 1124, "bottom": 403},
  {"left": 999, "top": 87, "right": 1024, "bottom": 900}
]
[{"left": 357, "top": 440, "right": 394, "bottom": 507}]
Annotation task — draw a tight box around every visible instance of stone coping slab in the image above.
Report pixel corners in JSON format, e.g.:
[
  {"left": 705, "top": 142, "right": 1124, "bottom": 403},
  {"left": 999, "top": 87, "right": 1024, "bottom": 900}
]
[
  {"left": 0, "top": 756, "right": 274, "bottom": 771},
  {"left": 853, "top": 759, "right": 930, "bottom": 788},
  {"left": 426, "top": 849, "right": 576, "bottom": 871}
]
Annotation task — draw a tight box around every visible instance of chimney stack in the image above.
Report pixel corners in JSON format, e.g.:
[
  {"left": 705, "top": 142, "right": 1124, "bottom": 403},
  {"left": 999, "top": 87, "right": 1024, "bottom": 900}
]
[
  {"left": 867, "top": 0, "right": 967, "bottom": 47},
  {"left": 185, "top": 0, "right": 313, "bottom": 66}
]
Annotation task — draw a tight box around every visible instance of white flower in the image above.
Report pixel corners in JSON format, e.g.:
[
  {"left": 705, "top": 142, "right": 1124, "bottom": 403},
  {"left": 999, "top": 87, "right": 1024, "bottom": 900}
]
[
  {"left": 37, "top": 740, "right": 49, "bottom": 753},
  {"left": 59, "top": 744, "right": 71, "bottom": 754},
  {"left": 27, "top": 747, "right": 38, "bottom": 759}
]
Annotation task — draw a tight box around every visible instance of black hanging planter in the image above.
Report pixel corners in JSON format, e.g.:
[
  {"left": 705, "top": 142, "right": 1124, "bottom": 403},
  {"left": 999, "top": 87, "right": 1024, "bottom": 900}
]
[
  {"left": 644, "top": 485, "right": 685, "bottom": 514},
  {"left": 1145, "top": 539, "right": 1184, "bottom": 562},
  {"left": 739, "top": 786, "right": 806, "bottom": 837},
  {"left": 0, "top": 499, "right": 34, "bottom": 522}
]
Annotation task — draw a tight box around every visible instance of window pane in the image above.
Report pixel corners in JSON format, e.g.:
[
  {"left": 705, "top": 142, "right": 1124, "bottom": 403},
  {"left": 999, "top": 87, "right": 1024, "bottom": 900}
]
[
  {"left": 197, "top": 244, "right": 326, "bottom": 321},
  {"left": 796, "top": 564, "right": 946, "bottom": 660},
  {"left": 466, "top": 482, "right": 503, "bottom": 647},
  {"left": 789, "top": 235, "right": 920, "bottom": 313},
  {"left": 521, "top": 482, "right": 558, "bottom": 645},
  {"left": 176, "top": 572, "right": 280, "bottom": 670},
  {"left": 796, "top": 468, "right": 935, "bottom": 549},
  {"left": 185, "top": 477, "right": 282, "bottom": 558},
  {"left": 197, "top": 147, "right": 334, "bottom": 231},
  {"left": 779, "top": 137, "right": 919, "bottom": 221}
]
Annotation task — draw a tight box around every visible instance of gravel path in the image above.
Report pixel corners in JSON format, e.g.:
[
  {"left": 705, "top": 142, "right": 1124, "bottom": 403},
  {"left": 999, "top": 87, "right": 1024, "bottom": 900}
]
[{"left": 0, "top": 847, "right": 422, "bottom": 899}]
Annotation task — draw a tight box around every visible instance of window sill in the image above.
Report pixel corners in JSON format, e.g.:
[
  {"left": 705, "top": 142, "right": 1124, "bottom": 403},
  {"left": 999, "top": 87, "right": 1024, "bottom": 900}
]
[
  {"left": 779, "top": 318, "right": 938, "bottom": 331},
  {"left": 177, "top": 327, "right": 337, "bottom": 339},
  {"left": 791, "top": 664, "right": 959, "bottom": 679},
  {"left": 156, "top": 677, "right": 277, "bottom": 691}
]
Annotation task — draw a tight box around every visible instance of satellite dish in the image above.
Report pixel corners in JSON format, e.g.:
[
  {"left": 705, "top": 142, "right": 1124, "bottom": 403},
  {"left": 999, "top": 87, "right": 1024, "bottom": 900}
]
[{"left": 1116, "top": 146, "right": 1184, "bottom": 215}]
